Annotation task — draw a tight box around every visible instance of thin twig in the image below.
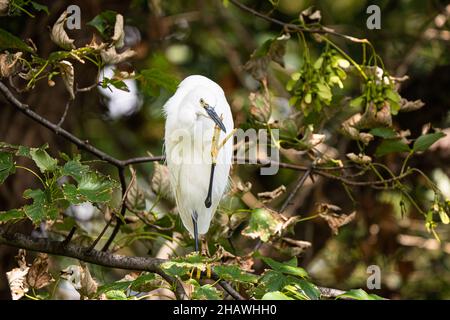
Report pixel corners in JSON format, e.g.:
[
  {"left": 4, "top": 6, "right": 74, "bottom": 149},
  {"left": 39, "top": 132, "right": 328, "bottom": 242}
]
[
  {"left": 102, "top": 167, "right": 127, "bottom": 251},
  {"left": 279, "top": 165, "right": 313, "bottom": 213},
  {"left": 61, "top": 226, "right": 77, "bottom": 246},
  {"left": 0, "top": 82, "right": 163, "bottom": 168},
  {"left": 0, "top": 227, "right": 188, "bottom": 300},
  {"left": 57, "top": 100, "right": 71, "bottom": 127},
  {"left": 228, "top": 0, "right": 367, "bottom": 41},
  {"left": 86, "top": 217, "right": 113, "bottom": 252}
]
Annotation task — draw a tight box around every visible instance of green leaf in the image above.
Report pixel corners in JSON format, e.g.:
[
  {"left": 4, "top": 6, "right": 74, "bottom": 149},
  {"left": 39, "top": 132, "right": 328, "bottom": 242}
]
[
  {"left": 30, "top": 1, "right": 49, "bottom": 14},
  {"left": 253, "top": 270, "right": 289, "bottom": 298},
  {"left": 160, "top": 253, "right": 207, "bottom": 277},
  {"left": 370, "top": 127, "right": 397, "bottom": 139},
  {"left": 252, "top": 39, "right": 273, "bottom": 58},
  {"left": 315, "top": 83, "right": 332, "bottom": 102},
  {"left": 0, "top": 209, "right": 26, "bottom": 223},
  {"left": 261, "top": 257, "right": 308, "bottom": 278},
  {"left": 337, "top": 289, "right": 384, "bottom": 300},
  {"left": 0, "top": 152, "right": 15, "bottom": 184},
  {"left": 105, "top": 290, "right": 127, "bottom": 300},
  {"left": 262, "top": 291, "right": 293, "bottom": 300},
  {"left": 87, "top": 10, "right": 118, "bottom": 38},
  {"left": 242, "top": 208, "right": 280, "bottom": 242},
  {"left": 23, "top": 189, "right": 58, "bottom": 224},
  {"left": 100, "top": 77, "right": 129, "bottom": 92},
  {"left": 349, "top": 95, "right": 364, "bottom": 108},
  {"left": 53, "top": 216, "right": 76, "bottom": 232},
  {"left": 192, "top": 283, "right": 222, "bottom": 300},
  {"left": 385, "top": 88, "right": 400, "bottom": 103},
  {"left": 63, "top": 172, "right": 118, "bottom": 203},
  {"left": 97, "top": 281, "right": 132, "bottom": 295},
  {"left": 61, "top": 155, "right": 90, "bottom": 182},
  {"left": 289, "top": 280, "right": 320, "bottom": 300},
  {"left": 439, "top": 209, "right": 449, "bottom": 225},
  {"left": 413, "top": 132, "right": 446, "bottom": 152},
  {"left": 17, "top": 145, "right": 31, "bottom": 157},
  {"left": 0, "top": 28, "right": 34, "bottom": 53},
  {"left": 130, "top": 273, "right": 158, "bottom": 292},
  {"left": 140, "top": 68, "right": 180, "bottom": 96},
  {"left": 213, "top": 265, "right": 259, "bottom": 283},
  {"left": 375, "top": 139, "right": 410, "bottom": 157},
  {"left": 30, "top": 147, "right": 58, "bottom": 173}
]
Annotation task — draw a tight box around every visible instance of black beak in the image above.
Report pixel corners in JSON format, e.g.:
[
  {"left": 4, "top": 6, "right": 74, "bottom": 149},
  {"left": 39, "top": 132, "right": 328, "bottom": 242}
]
[{"left": 204, "top": 105, "right": 226, "bottom": 133}]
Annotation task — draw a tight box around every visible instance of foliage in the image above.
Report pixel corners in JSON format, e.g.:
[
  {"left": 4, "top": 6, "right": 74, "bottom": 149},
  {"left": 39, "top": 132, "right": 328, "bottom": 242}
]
[{"left": 0, "top": 0, "right": 449, "bottom": 301}]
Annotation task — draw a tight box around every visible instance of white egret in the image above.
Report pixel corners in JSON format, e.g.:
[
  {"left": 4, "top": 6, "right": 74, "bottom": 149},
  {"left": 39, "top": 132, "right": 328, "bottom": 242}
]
[{"left": 163, "top": 75, "right": 234, "bottom": 251}]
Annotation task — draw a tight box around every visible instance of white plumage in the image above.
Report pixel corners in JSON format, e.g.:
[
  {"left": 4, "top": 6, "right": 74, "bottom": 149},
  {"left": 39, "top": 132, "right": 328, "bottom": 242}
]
[{"left": 163, "top": 75, "right": 234, "bottom": 240}]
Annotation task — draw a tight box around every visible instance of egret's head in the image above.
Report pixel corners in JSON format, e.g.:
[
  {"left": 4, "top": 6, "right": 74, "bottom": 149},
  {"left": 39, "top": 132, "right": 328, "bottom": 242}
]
[
  {"left": 199, "top": 97, "right": 226, "bottom": 133},
  {"left": 181, "top": 81, "right": 227, "bottom": 133}
]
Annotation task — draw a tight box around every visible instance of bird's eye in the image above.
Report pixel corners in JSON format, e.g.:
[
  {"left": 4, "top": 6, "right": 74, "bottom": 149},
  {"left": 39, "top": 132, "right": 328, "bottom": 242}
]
[{"left": 200, "top": 98, "right": 205, "bottom": 104}]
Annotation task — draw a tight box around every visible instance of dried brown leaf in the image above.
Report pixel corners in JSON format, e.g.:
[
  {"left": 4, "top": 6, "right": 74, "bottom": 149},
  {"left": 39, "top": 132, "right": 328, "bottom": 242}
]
[
  {"left": 318, "top": 203, "right": 356, "bottom": 235},
  {"left": 111, "top": 14, "right": 125, "bottom": 48},
  {"left": 356, "top": 102, "right": 392, "bottom": 129},
  {"left": 59, "top": 60, "right": 75, "bottom": 99},
  {"left": 127, "top": 167, "right": 145, "bottom": 210},
  {"left": 151, "top": 162, "right": 172, "bottom": 198},
  {"left": 399, "top": 98, "right": 425, "bottom": 112},
  {"left": 272, "top": 237, "right": 312, "bottom": 256},
  {"left": 26, "top": 253, "right": 54, "bottom": 289},
  {"left": 0, "top": 0, "right": 9, "bottom": 16},
  {"left": 50, "top": 11, "right": 75, "bottom": 50},
  {"left": 257, "top": 185, "right": 286, "bottom": 204},
  {"left": 0, "top": 52, "right": 22, "bottom": 78},
  {"left": 6, "top": 249, "right": 29, "bottom": 300},
  {"left": 100, "top": 46, "right": 135, "bottom": 64},
  {"left": 346, "top": 153, "right": 372, "bottom": 165},
  {"left": 249, "top": 92, "right": 271, "bottom": 123},
  {"left": 61, "top": 263, "right": 98, "bottom": 299},
  {"left": 86, "top": 34, "right": 107, "bottom": 51},
  {"left": 79, "top": 263, "right": 97, "bottom": 298}
]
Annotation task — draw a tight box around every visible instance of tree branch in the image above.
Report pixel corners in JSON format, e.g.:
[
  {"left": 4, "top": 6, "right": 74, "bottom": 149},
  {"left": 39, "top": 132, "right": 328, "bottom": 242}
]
[
  {"left": 279, "top": 165, "right": 313, "bottom": 213},
  {"left": 0, "top": 81, "right": 411, "bottom": 190},
  {"left": 0, "top": 227, "right": 189, "bottom": 299},
  {"left": 0, "top": 82, "right": 163, "bottom": 169},
  {"left": 228, "top": 0, "right": 367, "bottom": 41},
  {"left": 0, "top": 226, "right": 345, "bottom": 299}
]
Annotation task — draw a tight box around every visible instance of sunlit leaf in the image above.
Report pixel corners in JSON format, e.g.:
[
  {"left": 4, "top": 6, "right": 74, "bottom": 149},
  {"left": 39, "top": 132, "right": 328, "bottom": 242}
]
[
  {"left": 242, "top": 208, "right": 280, "bottom": 242},
  {"left": 105, "top": 290, "right": 127, "bottom": 300},
  {"left": 30, "top": 147, "right": 58, "bottom": 173},
  {"left": 23, "top": 189, "right": 58, "bottom": 224},
  {"left": 413, "top": 132, "right": 446, "bottom": 152},
  {"left": 261, "top": 257, "right": 308, "bottom": 278},
  {"left": 63, "top": 172, "right": 118, "bottom": 203},
  {"left": 370, "top": 127, "right": 397, "bottom": 139},
  {"left": 140, "top": 68, "right": 179, "bottom": 96},
  {"left": 375, "top": 139, "right": 410, "bottom": 157},
  {"left": 189, "top": 279, "right": 222, "bottom": 300},
  {"left": 0, "top": 151, "right": 15, "bottom": 184},
  {"left": 0, "top": 28, "right": 34, "bottom": 53},
  {"left": 213, "top": 265, "right": 259, "bottom": 283},
  {"left": 337, "top": 289, "right": 384, "bottom": 300},
  {"left": 0, "top": 209, "right": 25, "bottom": 223},
  {"left": 87, "top": 10, "right": 117, "bottom": 38},
  {"left": 261, "top": 291, "right": 293, "bottom": 300}
]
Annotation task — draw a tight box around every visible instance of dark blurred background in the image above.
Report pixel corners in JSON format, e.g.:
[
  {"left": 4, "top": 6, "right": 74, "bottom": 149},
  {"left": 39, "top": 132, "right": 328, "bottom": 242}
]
[{"left": 1, "top": 0, "right": 449, "bottom": 299}]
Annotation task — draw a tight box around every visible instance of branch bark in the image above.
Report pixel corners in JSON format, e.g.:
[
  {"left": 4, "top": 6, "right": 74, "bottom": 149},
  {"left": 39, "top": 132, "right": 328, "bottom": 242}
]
[
  {"left": 0, "top": 227, "right": 344, "bottom": 299},
  {"left": 228, "top": 0, "right": 368, "bottom": 42},
  {"left": 0, "top": 82, "right": 163, "bottom": 169}
]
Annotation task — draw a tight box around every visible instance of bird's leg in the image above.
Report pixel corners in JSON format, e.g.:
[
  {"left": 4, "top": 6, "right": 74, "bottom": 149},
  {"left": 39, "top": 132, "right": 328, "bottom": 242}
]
[
  {"left": 192, "top": 210, "right": 199, "bottom": 252},
  {"left": 204, "top": 163, "right": 216, "bottom": 208},
  {"left": 205, "top": 116, "right": 222, "bottom": 208},
  {"left": 218, "top": 128, "right": 237, "bottom": 151}
]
